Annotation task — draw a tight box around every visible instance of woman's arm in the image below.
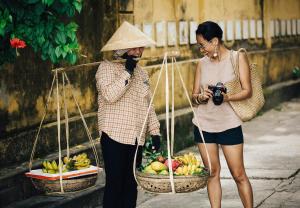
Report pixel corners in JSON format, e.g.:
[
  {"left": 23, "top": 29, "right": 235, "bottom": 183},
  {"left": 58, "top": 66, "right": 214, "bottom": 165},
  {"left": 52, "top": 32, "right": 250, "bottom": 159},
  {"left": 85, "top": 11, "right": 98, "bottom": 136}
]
[
  {"left": 224, "top": 52, "right": 252, "bottom": 102},
  {"left": 96, "top": 62, "right": 131, "bottom": 103}
]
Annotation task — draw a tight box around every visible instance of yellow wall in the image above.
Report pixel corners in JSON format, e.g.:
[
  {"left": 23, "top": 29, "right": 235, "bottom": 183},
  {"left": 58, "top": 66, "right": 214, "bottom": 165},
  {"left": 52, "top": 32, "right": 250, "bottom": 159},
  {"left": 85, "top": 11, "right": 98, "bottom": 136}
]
[
  {"left": 265, "top": 0, "right": 300, "bottom": 19},
  {"left": 200, "top": 0, "right": 261, "bottom": 21},
  {"left": 130, "top": 0, "right": 300, "bottom": 112}
]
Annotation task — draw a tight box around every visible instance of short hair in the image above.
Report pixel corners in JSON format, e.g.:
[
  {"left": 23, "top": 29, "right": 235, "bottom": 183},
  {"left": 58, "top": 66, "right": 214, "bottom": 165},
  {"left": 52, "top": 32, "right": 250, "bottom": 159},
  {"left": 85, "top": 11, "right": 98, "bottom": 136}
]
[{"left": 195, "top": 21, "right": 223, "bottom": 41}]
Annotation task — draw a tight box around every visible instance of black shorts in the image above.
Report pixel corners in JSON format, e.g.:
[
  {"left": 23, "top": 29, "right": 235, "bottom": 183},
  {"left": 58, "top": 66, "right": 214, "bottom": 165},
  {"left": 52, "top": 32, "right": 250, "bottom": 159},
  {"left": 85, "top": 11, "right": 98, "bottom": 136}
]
[{"left": 194, "top": 125, "right": 244, "bottom": 145}]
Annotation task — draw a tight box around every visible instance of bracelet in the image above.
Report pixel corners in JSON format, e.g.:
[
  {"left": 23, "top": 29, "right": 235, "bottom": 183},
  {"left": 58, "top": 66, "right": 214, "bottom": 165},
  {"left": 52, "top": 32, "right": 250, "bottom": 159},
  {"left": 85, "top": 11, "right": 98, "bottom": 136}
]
[
  {"left": 192, "top": 96, "right": 199, "bottom": 105},
  {"left": 196, "top": 93, "right": 208, "bottom": 104}
]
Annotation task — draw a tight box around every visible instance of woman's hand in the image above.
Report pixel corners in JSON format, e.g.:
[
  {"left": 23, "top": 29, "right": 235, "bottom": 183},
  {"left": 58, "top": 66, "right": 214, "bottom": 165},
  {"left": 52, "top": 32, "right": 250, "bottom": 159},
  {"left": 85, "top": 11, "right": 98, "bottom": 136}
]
[
  {"left": 201, "top": 87, "right": 213, "bottom": 101},
  {"left": 222, "top": 92, "right": 230, "bottom": 102},
  {"left": 192, "top": 87, "right": 213, "bottom": 105}
]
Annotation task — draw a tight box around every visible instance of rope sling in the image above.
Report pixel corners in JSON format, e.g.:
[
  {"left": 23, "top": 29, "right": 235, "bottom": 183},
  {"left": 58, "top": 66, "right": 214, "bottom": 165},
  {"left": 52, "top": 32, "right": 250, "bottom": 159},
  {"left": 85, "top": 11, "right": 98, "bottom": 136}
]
[
  {"left": 28, "top": 70, "right": 101, "bottom": 194},
  {"left": 133, "top": 52, "right": 212, "bottom": 194}
]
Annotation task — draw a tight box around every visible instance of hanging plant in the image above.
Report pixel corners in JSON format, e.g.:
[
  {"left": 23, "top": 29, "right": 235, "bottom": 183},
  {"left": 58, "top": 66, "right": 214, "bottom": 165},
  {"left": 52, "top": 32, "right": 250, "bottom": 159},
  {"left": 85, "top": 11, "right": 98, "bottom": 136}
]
[{"left": 0, "top": 0, "right": 83, "bottom": 66}]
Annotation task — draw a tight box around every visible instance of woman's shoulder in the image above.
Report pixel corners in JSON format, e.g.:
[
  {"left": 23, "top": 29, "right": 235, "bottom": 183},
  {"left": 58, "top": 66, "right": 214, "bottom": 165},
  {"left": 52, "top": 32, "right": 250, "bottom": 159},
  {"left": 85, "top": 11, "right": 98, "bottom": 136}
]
[
  {"left": 99, "top": 60, "right": 121, "bottom": 68},
  {"left": 198, "top": 56, "right": 209, "bottom": 67},
  {"left": 199, "top": 56, "right": 208, "bottom": 62},
  {"left": 98, "top": 60, "right": 124, "bottom": 72}
]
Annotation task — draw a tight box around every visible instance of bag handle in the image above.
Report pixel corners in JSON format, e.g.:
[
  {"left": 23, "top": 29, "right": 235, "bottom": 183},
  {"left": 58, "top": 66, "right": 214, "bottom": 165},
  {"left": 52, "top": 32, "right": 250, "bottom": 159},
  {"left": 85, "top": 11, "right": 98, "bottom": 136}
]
[{"left": 230, "top": 48, "right": 250, "bottom": 80}]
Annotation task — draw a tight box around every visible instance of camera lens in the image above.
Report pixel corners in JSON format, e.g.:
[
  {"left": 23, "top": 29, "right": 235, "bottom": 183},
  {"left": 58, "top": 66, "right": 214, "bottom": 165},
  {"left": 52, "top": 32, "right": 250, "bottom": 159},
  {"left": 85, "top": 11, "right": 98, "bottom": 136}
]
[{"left": 213, "top": 89, "right": 223, "bottom": 105}]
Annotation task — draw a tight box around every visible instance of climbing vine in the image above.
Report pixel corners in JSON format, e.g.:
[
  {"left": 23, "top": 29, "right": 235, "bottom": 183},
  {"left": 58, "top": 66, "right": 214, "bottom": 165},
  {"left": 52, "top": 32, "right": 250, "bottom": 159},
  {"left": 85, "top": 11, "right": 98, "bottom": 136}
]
[{"left": 0, "top": 0, "right": 83, "bottom": 66}]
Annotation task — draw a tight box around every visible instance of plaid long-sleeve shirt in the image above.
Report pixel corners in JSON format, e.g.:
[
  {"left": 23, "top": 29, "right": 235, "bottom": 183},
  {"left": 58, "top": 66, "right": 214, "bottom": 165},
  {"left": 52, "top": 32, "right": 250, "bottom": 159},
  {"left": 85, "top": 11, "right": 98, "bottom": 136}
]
[{"left": 96, "top": 60, "right": 160, "bottom": 145}]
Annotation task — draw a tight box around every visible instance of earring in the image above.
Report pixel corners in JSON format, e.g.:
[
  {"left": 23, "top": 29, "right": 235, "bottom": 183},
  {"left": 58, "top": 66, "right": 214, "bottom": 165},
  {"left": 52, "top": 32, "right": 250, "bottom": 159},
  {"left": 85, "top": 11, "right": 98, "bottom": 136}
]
[{"left": 213, "top": 45, "right": 218, "bottom": 58}]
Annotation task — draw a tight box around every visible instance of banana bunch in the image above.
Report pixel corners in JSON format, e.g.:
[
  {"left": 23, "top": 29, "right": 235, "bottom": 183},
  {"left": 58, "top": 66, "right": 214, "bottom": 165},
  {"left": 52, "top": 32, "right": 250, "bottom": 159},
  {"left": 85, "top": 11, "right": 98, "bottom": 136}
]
[
  {"left": 175, "top": 152, "right": 201, "bottom": 167},
  {"left": 63, "top": 153, "right": 91, "bottom": 171},
  {"left": 174, "top": 164, "right": 202, "bottom": 176},
  {"left": 42, "top": 160, "right": 66, "bottom": 174}
]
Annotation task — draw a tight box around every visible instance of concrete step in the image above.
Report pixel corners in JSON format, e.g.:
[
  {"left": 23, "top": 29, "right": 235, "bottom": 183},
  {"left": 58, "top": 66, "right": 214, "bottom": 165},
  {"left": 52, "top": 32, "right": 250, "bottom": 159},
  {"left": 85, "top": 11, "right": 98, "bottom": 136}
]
[{"left": 4, "top": 178, "right": 105, "bottom": 208}]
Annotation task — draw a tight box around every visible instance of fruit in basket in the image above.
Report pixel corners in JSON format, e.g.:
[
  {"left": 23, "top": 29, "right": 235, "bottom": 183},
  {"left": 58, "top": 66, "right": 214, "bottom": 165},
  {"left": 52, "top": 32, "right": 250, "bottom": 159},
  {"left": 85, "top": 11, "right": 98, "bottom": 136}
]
[
  {"left": 174, "top": 166, "right": 183, "bottom": 175},
  {"left": 159, "top": 170, "right": 169, "bottom": 175},
  {"left": 41, "top": 160, "right": 67, "bottom": 174},
  {"left": 143, "top": 165, "right": 157, "bottom": 174},
  {"left": 63, "top": 156, "right": 71, "bottom": 164},
  {"left": 64, "top": 153, "right": 91, "bottom": 171},
  {"left": 151, "top": 161, "right": 167, "bottom": 172},
  {"left": 141, "top": 152, "right": 204, "bottom": 176},
  {"left": 157, "top": 156, "right": 166, "bottom": 163},
  {"left": 51, "top": 160, "right": 58, "bottom": 170},
  {"left": 46, "top": 161, "right": 53, "bottom": 170},
  {"left": 175, "top": 152, "right": 201, "bottom": 167},
  {"left": 164, "top": 159, "right": 181, "bottom": 171},
  {"left": 47, "top": 169, "right": 57, "bottom": 174}
]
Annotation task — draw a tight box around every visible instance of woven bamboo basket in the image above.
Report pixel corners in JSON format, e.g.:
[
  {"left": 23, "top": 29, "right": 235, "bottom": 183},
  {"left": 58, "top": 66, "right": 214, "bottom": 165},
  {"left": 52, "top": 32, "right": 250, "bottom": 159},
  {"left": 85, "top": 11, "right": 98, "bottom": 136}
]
[
  {"left": 136, "top": 170, "right": 209, "bottom": 193},
  {"left": 31, "top": 174, "right": 97, "bottom": 194}
]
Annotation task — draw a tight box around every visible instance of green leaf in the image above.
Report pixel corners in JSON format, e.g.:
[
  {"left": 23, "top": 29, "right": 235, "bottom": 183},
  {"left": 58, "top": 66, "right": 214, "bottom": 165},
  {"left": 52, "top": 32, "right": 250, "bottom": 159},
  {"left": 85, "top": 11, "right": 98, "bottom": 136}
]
[
  {"left": 49, "top": 50, "right": 57, "bottom": 63},
  {"left": 26, "top": 0, "right": 40, "bottom": 4},
  {"left": 0, "top": 20, "right": 6, "bottom": 28},
  {"left": 73, "top": 1, "right": 82, "bottom": 13},
  {"left": 66, "top": 22, "right": 78, "bottom": 32},
  {"left": 66, "top": 31, "right": 76, "bottom": 41},
  {"left": 0, "top": 28, "right": 5, "bottom": 36},
  {"left": 55, "top": 23, "right": 64, "bottom": 32},
  {"left": 62, "top": 51, "right": 67, "bottom": 58},
  {"left": 41, "top": 41, "right": 49, "bottom": 53},
  {"left": 55, "top": 46, "right": 61, "bottom": 58},
  {"left": 69, "top": 42, "right": 78, "bottom": 50},
  {"left": 41, "top": 53, "right": 48, "bottom": 61},
  {"left": 66, "top": 53, "right": 77, "bottom": 64},
  {"left": 42, "top": 0, "right": 55, "bottom": 6},
  {"left": 34, "top": 3, "right": 46, "bottom": 15},
  {"left": 55, "top": 32, "right": 66, "bottom": 44},
  {"left": 66, "top": 7, "right": 75, "bottom": 17},
  {"left": 37, "top": 36, "right": 46, "bottom": 45},
  {"left": 63, "top": 45, "right": 70, "bottom": 53},
  {"left": 45, "top": 22, "right": 54, "bottom": 35}
]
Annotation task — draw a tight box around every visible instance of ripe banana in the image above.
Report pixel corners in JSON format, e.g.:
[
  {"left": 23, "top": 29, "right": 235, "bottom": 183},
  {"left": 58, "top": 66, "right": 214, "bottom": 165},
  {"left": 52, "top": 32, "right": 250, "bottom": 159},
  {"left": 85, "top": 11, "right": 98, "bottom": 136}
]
[
  {"left": 46, "top": 161, "right": 53, "bottom": 170},
  {"left": 42, "top": 161, "right": 48, "bottom": 169},
  {"left": 51, "top": 160, "right": 58, "bottom": 170}
]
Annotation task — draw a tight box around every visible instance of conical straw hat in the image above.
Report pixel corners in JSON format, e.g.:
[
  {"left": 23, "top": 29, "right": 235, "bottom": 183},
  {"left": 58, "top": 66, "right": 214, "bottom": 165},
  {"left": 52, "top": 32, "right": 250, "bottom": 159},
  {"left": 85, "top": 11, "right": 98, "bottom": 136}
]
[{"left": 101, "top": 21, "right": 156, "bottom": 51}]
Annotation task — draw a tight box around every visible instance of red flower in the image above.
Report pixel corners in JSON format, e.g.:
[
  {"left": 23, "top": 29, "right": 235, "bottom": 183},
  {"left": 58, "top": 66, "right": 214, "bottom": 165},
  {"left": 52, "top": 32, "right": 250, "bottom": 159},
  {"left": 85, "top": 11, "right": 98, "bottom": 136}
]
[{"left": 10, "top": 38, "right": 26, "bottom": 49}]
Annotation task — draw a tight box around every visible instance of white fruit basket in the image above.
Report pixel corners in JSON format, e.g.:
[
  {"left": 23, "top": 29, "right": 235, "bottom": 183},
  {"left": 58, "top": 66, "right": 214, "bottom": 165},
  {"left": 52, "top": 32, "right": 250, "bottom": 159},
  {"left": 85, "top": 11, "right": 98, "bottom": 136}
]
[
  {"left": 26, "top": 165, "right": 102, "bottom": 180},
  {"left": 26, "top": 166, "right": 102, "bottom": 193}
]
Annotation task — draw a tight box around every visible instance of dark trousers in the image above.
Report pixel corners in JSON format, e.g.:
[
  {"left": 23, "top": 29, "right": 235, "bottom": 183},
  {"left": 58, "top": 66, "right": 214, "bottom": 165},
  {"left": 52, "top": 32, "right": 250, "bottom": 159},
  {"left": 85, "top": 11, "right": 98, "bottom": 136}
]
[{"left": 101, "top": 132, "right": 143, "bottom": 208}]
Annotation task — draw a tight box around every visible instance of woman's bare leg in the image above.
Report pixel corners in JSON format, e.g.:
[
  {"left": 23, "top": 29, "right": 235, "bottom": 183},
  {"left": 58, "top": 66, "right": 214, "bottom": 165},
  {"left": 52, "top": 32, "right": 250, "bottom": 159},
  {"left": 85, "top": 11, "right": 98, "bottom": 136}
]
[
  {"left": 198, "top": 143, "right": 222, "bottom": 208},
  {"left": 221, "top": 144, "right": 253, "bottom": 208}
]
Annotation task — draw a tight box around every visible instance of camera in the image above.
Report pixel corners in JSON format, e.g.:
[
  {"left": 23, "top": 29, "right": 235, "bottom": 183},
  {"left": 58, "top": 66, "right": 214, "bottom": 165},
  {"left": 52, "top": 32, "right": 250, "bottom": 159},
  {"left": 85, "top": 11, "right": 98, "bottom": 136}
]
[{"left": 208, "top": 82, "right": 227, "bottom": 105}]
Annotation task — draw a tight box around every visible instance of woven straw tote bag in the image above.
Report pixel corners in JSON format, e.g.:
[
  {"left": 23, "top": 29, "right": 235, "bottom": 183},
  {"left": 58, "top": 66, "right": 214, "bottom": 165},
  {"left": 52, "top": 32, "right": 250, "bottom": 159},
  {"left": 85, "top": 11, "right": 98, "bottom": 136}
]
[{"left": 225, "top": 48, "right": 265, "bottom": 121}]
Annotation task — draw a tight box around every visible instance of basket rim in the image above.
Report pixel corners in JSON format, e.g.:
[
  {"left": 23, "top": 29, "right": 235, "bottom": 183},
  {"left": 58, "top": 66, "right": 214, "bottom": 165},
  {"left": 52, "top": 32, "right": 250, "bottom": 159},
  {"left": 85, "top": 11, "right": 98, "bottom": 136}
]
[
  {"left": 136, "top": 169, "right": 209, "bottom": 179},
  {"left": 31, "top": 173, "right": 98, "bottom": 182}
]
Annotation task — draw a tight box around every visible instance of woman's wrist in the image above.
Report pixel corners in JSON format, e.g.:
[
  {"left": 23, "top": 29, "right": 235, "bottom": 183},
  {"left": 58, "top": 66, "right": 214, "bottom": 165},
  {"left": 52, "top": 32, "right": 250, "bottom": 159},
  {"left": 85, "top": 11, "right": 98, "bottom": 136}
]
[
  {"left": 197, "top": 93, "right": 208, "bottom": 104},
  {"left": 224, "top": 94, "right": 231, "bottom": 102}
]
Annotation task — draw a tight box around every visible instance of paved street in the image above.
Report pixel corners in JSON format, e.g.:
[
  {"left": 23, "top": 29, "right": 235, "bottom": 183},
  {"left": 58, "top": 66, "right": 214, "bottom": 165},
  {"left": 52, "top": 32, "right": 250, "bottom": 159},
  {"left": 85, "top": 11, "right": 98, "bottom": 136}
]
[{"left": 137, "top": 98, "right": 300, "bottom": 208}]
